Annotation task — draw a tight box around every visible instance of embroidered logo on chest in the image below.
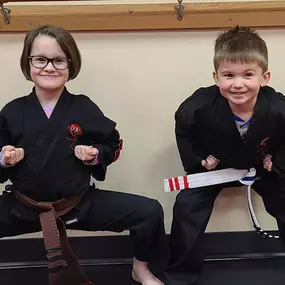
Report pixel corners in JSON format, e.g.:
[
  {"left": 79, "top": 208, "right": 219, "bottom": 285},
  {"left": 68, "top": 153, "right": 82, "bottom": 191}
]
[
  {"left": 257, "top": 136, "right": 272, "bottom": 156},
  {"left": 66, "top": 123, "right": 82, "bottom": 148}
]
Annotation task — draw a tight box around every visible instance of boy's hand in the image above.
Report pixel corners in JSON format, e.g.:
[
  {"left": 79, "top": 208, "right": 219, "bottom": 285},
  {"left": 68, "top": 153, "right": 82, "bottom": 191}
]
[
  {"left": 2, "top": 145, "right": 24, "bottom": 166},
  {"left": 263, "top": 154, "right": 273, "bottom": 172},
  {"left": 201, "top": 155, "right": 220, "bottom": 170},
  {"left": 74, "top": 145, "right": 99, "bottom": 162}
]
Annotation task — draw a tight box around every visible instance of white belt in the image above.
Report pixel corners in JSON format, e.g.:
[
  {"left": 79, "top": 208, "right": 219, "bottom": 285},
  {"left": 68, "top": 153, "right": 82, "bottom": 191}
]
[
  {"left": 164, "top": 167, "right": 279, "bottom": 239},
  {"left": 164, "top": 168, "right": 256, "bottom": 192}
]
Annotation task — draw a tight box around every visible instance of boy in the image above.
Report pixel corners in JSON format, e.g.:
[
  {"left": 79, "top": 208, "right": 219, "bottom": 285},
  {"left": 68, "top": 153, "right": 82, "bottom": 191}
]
[{"left": 165, "top": 26, "right": 285, "bottom": 285}]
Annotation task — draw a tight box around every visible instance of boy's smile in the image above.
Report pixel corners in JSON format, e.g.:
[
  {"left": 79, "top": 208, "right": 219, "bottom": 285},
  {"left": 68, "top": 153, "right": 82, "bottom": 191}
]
[{"left": 213, "top": 61, "right": 270, "bottom": 109}]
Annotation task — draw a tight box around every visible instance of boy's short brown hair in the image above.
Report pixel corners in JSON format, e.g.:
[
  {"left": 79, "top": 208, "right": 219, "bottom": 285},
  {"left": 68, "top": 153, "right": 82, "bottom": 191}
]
[
  {"left": 20, "top": 24, "right": 81, "bottom": 81},
  {"left": 213, "top": 25, "right": 268, "bottom": 73}
]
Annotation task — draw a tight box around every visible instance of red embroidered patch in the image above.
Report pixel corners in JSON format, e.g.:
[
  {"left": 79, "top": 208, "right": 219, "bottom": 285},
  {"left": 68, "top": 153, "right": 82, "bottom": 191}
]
[
  {"left": 257, "top": 136, "right": 272, "bottom": 156},
  {"left": 114, "top": 139, "right": 123, "bottom": 161},
  {"left": 66, "top": 123, "right": 82, "bottom": 148}
]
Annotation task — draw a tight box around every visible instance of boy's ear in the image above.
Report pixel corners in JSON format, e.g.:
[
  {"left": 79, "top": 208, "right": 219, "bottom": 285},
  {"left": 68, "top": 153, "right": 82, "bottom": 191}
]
[
  {"left": 261, "top": 71, "right": 271, "bottom": 87},
  {"left": 213, "top": 71, "right": 219, "bottom": 86}
]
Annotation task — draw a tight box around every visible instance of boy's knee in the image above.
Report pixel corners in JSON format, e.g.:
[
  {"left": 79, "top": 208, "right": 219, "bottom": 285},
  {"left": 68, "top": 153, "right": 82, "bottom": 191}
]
[
  {"left": 174, "top": 191, "right": 192, "bottom": 211},
  {"left": 173, "top": 190, "right": 202, "bottom": 220},
  {"left": 173, "top": 198, "right": 188, "bottom": 220}
]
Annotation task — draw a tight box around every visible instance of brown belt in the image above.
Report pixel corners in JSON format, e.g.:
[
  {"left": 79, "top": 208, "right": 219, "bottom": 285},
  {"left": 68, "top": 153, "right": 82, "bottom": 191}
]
[{"left": 13, "top": 190, "right": 93, "bottom": 285}]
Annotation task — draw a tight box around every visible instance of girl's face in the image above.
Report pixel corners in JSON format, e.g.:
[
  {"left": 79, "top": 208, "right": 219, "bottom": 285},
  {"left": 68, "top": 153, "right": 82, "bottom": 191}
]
[{"left": 29, "top": 35, "right": 70, "bottom": 94}]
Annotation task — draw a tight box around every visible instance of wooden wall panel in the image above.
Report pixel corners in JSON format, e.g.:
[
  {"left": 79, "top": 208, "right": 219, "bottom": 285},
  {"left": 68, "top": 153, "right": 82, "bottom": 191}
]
[{"left": 0, "top": 1, "right": 284, "bottom": 32}]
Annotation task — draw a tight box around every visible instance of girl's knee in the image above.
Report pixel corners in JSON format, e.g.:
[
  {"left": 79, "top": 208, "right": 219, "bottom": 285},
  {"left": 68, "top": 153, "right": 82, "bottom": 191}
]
[{"left": 139, "top": 198, "right": 164, "bottom": 223}]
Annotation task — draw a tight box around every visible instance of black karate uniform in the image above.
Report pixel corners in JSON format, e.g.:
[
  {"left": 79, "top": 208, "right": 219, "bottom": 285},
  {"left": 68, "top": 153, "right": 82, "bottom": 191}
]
[
  {"left": 0, "top": 87, "right": 166, "bottom": 268},
  {"left": 165, "top": 85, "right": 285, "bottom": 285}
]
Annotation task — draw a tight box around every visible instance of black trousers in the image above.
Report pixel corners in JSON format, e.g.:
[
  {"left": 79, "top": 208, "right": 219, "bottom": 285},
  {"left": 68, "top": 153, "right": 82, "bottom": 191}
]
[
  {"left": 165, "top": 171, "right": 285, "bottom": 285},
  {"left": 0, "top": 187, "right": 167, "bottom": 269}
]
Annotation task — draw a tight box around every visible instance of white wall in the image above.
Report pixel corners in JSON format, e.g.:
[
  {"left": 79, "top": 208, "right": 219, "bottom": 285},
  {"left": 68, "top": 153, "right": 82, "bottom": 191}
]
[{"left": 0, "top": 2, "right": 283, "bottom": 238}]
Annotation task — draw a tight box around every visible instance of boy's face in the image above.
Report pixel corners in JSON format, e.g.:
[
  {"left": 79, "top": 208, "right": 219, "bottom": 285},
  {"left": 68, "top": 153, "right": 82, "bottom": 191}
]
[{"left": 213, "top": 61, "right": 270, "bottom": 108}]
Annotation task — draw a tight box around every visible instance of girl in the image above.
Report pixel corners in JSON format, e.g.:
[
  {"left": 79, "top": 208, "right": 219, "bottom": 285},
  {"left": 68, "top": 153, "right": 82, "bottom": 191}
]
[{"left": 0, "top": 24, "right": 166, "bottom": 285}]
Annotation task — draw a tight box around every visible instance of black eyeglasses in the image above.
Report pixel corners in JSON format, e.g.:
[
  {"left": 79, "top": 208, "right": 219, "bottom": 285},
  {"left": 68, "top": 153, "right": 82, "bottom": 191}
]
[{"left": 29, "top": 56, "right": 71, "bottom": 70}]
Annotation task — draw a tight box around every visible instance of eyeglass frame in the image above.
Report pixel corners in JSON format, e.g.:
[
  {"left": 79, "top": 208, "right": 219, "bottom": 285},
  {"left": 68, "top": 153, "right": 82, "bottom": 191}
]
[{"left": 28, "top": 55, "right": 71, "bottom": 70}]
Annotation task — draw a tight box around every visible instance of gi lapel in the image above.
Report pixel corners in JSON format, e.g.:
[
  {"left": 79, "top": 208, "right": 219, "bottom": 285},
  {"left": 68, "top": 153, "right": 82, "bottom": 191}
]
[
  {"left": 22, "top": 87, "right": 73, "bottom": 178},
  {"left": 242, "top": 88, "right": 271, "bottom": 150}
]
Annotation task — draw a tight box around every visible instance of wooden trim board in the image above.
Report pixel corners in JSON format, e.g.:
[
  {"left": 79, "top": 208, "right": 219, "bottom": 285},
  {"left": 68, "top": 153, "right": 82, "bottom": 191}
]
[{"left": 0, "top": 1, "right": 285, "bottom": 32}]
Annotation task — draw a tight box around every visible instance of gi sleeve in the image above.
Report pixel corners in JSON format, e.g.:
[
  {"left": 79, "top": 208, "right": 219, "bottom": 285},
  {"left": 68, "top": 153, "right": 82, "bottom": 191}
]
[
  {"left": 175, "top": 106, "right": 208, "bottom": 174},
  {"left": 90, "top": 128, "right": 123, "bottom": 181},
  {"left": 78, "top": 96, "right": 123, "bottom": 181},
  {"left": 83, "top": 112, "right": 122, "bottom": 181},
  {"left": 0, "top": 113, "right": 12, "bottom": 182},
  {"left": 271, "top": 113, "right": 285, "bottom": 176}
]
